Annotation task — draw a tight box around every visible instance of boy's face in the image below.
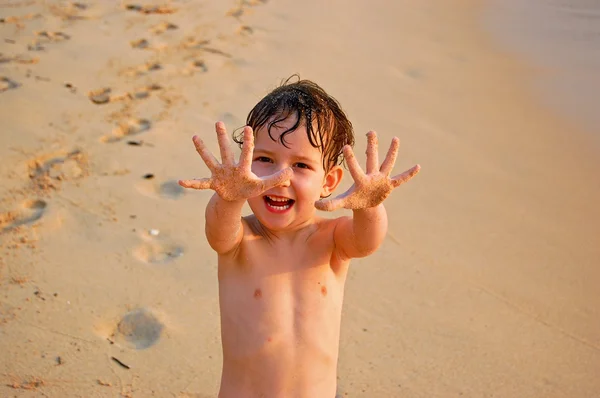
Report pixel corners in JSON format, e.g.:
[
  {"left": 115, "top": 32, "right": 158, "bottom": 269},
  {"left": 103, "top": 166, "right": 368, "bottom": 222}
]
[{"left": 248, "top": 116, "right": 342, "bottom": 232}]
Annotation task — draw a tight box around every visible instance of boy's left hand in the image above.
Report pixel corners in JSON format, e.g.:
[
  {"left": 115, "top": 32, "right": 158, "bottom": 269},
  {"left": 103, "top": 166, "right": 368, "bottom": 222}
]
[{"left": 315, "top": 131, "right": 420, "bottom": 211}]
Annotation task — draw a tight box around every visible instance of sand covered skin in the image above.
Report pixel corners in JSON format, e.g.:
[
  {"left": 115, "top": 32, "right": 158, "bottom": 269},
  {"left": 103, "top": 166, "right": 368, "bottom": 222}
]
[{"left": 1, "top": 0, "right": 599, "bottom": 397}]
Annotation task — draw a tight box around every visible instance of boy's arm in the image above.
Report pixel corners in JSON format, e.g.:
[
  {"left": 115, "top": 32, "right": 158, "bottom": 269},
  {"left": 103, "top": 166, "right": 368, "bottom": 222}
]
[
  {"left": 316, "top": 132, "right": 419, "bottom": 260},
  {"left": 333, "top": 205, "right": 388, "bottom": 259},
  {"left": 179, "top": 122, "right": 292, "bottom": 254},
  {"left": 204, "top": 194, "right": 245, "bottom": 254}
]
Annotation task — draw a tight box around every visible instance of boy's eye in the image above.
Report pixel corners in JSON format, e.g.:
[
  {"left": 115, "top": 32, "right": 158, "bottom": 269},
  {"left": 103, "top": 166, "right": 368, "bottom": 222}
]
[
  {"left": 294, "top": 162, "right": 310, "bottom": 169},
  {"left": 255, "top": 156, "right": 272, "bottom": 163}
]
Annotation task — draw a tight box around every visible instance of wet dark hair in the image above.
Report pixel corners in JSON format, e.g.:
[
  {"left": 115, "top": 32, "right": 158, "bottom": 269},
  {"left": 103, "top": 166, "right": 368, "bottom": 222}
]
[{"left": 233, "top": 75, "right": 354, "bottom": 171}]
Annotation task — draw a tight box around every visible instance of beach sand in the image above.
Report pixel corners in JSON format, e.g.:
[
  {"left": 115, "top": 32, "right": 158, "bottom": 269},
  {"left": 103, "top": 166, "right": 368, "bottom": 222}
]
[
  {"left": 1, "top": 1, "right": 599, "bottom": 397},
  {"left": 484, "top": 0, "right": 600, "bottom": 137}
]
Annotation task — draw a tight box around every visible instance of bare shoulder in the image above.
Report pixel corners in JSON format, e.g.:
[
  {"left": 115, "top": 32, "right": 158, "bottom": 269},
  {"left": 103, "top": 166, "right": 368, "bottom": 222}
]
[
  {"left": 325, "top": 215, "right": 355, "bottom": 262},
  {"left": 311, "top": 216, "right": 352, "bottom": 271},
  {"left": 311, "top": 216, "right": 344, "bottom": 236},
  {"left": 236, "top": 215, "right": 351, "bottom": 272}
]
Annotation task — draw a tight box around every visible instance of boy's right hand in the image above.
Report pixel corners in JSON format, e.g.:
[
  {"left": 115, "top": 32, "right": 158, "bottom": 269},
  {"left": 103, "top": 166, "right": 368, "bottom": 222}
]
[{"left": 178, "top": 121, "right": 292, "bottom": 202}]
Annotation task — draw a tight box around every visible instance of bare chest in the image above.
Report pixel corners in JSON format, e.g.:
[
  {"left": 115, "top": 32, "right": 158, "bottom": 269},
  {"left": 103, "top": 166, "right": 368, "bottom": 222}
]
[
  {"left": 219, "top": 239, "right": 345, "bottom": 320},
  {"left": 217, "top": 235, "right": 348, "bottom": 357}
]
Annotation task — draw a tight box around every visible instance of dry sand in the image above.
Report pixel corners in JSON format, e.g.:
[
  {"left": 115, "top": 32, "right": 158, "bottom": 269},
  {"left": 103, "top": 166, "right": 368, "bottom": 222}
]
[
  {"left": 484, "top": 0, "right": 600, "bottom": 137},
  {"left": 1, "top": 0, "right": 599, "bottom": 397}
]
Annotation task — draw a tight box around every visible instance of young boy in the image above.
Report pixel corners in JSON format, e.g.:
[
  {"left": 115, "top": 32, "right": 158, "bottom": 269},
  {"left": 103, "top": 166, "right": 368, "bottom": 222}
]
[{"left": 179, "top": 78, "right": 420, "bottom": 398}]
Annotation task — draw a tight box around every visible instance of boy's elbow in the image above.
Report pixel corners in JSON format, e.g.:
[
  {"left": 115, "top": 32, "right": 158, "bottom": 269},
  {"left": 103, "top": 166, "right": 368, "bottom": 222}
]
[
  {"left": 206, "top": 235, "right": 240, "bottom": 255},
  {"left": 353, "top": 241, "right": 383, "bottom": 258},
  {"left": 205, "top": 225, "right": 243, "bottom": 255},
  {"left": 354, "top": 226, "right": 387, "bottom": 258},
  {"left": 343, "top": 236, "right": 384, "bottom": 259}
]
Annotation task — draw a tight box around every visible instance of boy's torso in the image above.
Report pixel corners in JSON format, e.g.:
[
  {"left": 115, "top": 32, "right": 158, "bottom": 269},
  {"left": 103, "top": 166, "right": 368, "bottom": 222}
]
[{"left": 217, "top": 215, "right": 349, "bottom": 398}]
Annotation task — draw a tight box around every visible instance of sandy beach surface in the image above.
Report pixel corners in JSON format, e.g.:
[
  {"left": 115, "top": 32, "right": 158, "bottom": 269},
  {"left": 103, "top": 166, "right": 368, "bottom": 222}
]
[
  {"left": 484, "top": 0, "right": 600, "bottom": 139},
  {"left": 1, "top": 0, "right": 599, "bottom": 397}
]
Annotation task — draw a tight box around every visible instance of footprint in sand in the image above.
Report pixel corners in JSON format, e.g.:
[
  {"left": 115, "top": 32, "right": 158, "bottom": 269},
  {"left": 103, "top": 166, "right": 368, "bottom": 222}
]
[
  {"left": 189, "top": 59, "right": 207, "bottom": 71},
  {"left": 101, "top": 118, "right": 152, "bottom": 143},
  {"left": 28, "top": 149, "right": 87, "bottom": 179},
  {"left": 49, "top": 1, "right": 90, "bottom": 21},
  {"left": 113, "top": 308, "right": 164, "bottom": 350},
  {"left": 150, "top": 21, "right": 178, "bottom": 35},
  {"left": 88, "top": 87, "right": 112, "bottom": 104},
  {"left": 134, "top": 230, "right": 185, "bottom": 265},
  {"left": 122, "top": 61, "right": 163, "bottom": 77},
  {"left": 181, "top": 37, "right": 210, "bottom": 50},
  {"left": 133, "top": 227, "right": 184, "bottom": 265},
  {"left": 88, "top": 84, "right": 162, "bottom": 104},
  {"left": 0, "top": 76, "right": 20, "bottom": 92},
  {"left": 0, "top": 13, "right": 40, "bottom": 29},
  {"left": 226, "top": 0, "right": 268, "bottom": 19},
  {"left": 70, "top": 2, "right": 88, "bottom": 10},
  {"left": 4, "top": 55, "right": 39, "bottom": 65},
  {"left": 180, "top": 37, "right": 231, "bottom": 57},
  {"left": 36, "top": 31, "right": 71, "bottom": 42},
  {"left": 181, "top": 59, "right": 207, "bottom": 76},
  {"left": 134, "top": 240, "right": 185, "bottom": 264},
  {"left": 27, "top": 42, "right": 45, "bottom": 51},
  {"left": 28, "top": 149, "right": 88, "bottom": 190},
  {"left": 237, "top": 25, "right": 254, "bottom": 36},
  {"left": 29, "top": 31, "right": 70, "bottom": 50},
  {"left": 124, "top": 4, "right": 176, "bottom": 15},
  {"left": 130, "top": 38, "right": 150, "bottom": 49},
  {"left": 136, "top": 177, "right": 185, "bottom": 200},
  {"left": 0, "top": 200, "right": 47, "bottom": 233},
  {"left": 130, "top": 83, "right": 162, "bottom": 99},
  {"left": 226, "top": 5, "right": 245, "bottom": 18}
]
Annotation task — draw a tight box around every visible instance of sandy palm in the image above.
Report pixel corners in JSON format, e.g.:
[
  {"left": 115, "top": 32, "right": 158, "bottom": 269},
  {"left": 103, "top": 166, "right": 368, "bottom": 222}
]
[
  {"left": 178, "top": 121, "right": 292, "bottom": 201},
  {"left": 315, "top": 131, "right": 420, "bottom": 211}
]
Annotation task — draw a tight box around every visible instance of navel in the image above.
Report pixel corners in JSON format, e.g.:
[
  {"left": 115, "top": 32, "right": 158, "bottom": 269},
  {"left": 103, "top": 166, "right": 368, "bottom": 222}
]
[{"left": 253, "top": 288, "right": 262, "bottom": 299}]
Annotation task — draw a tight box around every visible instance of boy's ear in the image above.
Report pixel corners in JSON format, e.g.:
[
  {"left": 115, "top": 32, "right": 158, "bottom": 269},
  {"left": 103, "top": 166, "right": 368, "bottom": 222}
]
[{"left": 321, "top": 165, "right": 343, "bottom": 198}]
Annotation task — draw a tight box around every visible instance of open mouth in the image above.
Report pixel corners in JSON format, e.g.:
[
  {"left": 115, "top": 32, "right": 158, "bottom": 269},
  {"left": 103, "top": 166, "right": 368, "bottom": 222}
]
[{"left": 263, "top": 195, "right": 295, "bottom": 212}]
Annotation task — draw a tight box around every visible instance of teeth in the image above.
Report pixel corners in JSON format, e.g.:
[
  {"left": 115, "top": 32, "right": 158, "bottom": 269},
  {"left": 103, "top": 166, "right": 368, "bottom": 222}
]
[
  {"left": 268, "top": 203, "right": 290, "bottom": 210},
  {"left": 267, "top": 195, "right": 290, "bottom": 202},
  {"left": 265, "top": 195, "right": 292, "bottom": 211}
]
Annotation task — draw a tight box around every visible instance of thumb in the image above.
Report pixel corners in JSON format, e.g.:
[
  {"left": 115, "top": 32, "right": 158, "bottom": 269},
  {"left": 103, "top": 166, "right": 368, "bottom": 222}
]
[
  {"left": 314, "top": 197, "right": 343, "bottom": 212},
  {"left": 262, "top": 167, "right": 293, "bottom": 190},
  {"left": 390, "top": 164, "right": 421, "bottom": 188}
]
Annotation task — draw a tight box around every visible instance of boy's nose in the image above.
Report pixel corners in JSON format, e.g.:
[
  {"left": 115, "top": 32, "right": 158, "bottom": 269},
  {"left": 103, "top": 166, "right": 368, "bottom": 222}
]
[
  {"left": 279, "top": 179, "right": 291, "bottom": 187},
  {"left": 274, "top": 166, "right": 292, "bottom": 187},
  {"left": 278, "top": 169, "right": 292, "bottom": 187}
]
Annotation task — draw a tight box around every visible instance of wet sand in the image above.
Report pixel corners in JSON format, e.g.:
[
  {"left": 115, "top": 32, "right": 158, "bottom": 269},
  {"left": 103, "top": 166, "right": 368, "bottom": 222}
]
[{"left": 1, "top": 0, "right": 599, "bottom": 397}]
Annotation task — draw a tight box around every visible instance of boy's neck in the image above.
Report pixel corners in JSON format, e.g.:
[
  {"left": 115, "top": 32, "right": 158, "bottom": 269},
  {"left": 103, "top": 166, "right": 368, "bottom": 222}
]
[{"left": 245, "top": 214, "right": 320, "bottom": 243}]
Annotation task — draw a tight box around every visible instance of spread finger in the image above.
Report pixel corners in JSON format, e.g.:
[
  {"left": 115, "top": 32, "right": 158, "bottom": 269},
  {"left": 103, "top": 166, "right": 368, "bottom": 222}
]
[
  {"left": 193, "top": 135, "right": 219, "bottom": 171},
  {"left": 216, "top": 121, "right": 234, "bottom": 165},
  {"left": 239, "top": 126, "right": 255, "bottom": 169},
  {"left": 343, "top": 145, "right": 366, "bottom": 184},
  {"left": 390, "top": 164, "right": 420, "bottom": 188},
  {"left": 178, "top": 178, "right": 212, "bottom": 190},
  {"left": 365, "top": 131, "right": 379, "bottom": 174},
  {"left": 380, "top": 137, "right": 399, "bottom": 175}
]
